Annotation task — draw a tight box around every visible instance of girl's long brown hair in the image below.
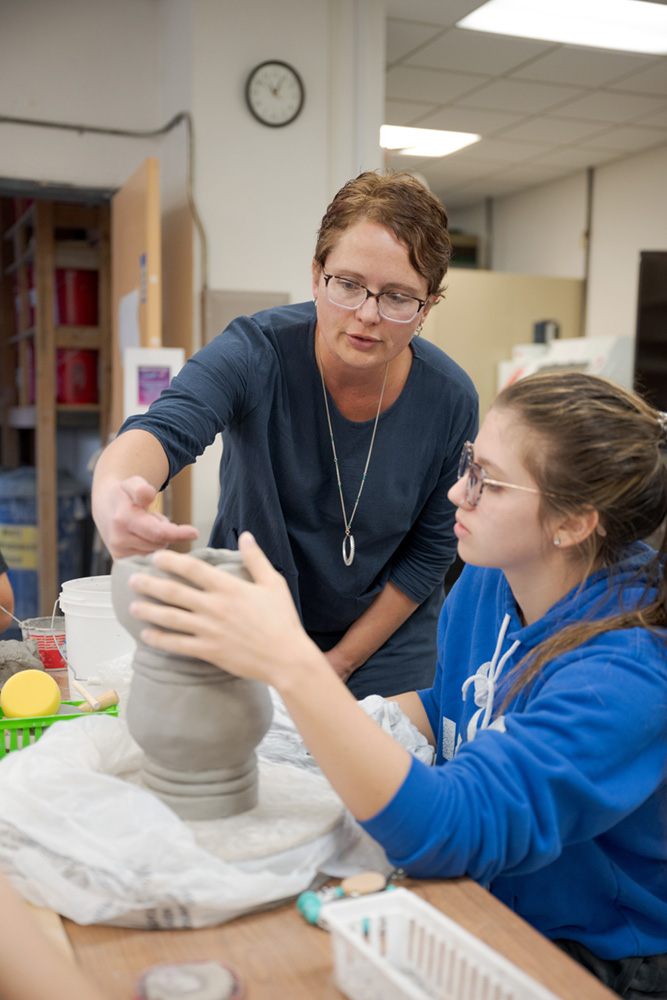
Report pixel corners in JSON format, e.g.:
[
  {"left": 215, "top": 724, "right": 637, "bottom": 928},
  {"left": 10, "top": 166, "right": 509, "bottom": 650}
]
[{"left": 495, "top": 372, "right": 667, "bottom": 707}]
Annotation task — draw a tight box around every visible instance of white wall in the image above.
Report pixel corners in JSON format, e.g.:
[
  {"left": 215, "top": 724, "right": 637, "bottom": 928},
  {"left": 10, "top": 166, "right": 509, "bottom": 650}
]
[
  {"left": 0, "top": 0, "right": 160, "bottom": 187},
  {"left": 190, "top": 0, "right": 330, "bottom": 306},
  {"left": 157, "top": 0, "right": 195, "bottom": 211},
  {"left": 188, "top": 0, "right": 384, "bottom": 306},
  {"left": 491, "top": 172, "right": 588, "bottom": 280},
  {"left": 476, "top": 141, "right": 667, "bottom": 341},
  {"left": 586, "top": 142, "right": 667, "bottom": 341}
]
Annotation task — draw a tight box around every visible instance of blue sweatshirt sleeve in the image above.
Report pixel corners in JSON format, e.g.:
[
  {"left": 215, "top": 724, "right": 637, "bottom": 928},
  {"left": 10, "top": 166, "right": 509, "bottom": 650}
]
[{"left": 362, "top": 630, "right": 667, "bottom": 884}]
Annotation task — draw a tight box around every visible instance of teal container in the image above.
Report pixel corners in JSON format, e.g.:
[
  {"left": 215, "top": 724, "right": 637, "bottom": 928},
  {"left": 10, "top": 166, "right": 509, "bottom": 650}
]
[{"left": 0, "top": 467, "right": 90, "bottom": 620}]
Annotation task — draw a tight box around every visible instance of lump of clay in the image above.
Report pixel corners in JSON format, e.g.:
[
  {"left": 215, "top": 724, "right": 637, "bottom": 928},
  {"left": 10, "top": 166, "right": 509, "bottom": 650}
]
[{"left": 0, "top": 639, "right": 43, "bottom": 686}]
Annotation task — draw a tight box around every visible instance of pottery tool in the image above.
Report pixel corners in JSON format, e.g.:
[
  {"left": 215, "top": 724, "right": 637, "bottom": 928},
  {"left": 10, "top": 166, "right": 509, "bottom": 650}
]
[
  {"left": 68, "top": 677, "right": 102, "bottom": 711},
  {"left": 133, "top": 959, "right": 244, "bottom": 1000},
  {"left": 77, "top": 689, "right": 119, "bottom": 712},
  {"left": 297, "top": 870, "right": 393, "bottom": 928},
  {"left": 54, "top": 691, "right": 119, "bottom": 716},
  {"left": 0, "top": 669, "right": 61, "bottom": 719}
]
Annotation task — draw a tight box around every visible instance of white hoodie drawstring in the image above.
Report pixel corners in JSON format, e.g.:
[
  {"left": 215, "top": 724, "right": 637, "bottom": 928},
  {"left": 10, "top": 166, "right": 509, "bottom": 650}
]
[{"left": 461, "top": 613, "right": 521, "bottom": 737}]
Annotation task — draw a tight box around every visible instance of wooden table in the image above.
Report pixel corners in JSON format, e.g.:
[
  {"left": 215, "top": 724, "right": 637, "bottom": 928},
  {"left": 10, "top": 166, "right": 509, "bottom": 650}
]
[{"left": 63, "top": 877, "right": 616, "bottom": 999}]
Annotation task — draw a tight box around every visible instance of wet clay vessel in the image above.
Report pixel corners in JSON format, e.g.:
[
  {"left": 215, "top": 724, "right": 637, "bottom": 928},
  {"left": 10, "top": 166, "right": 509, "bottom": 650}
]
[{"left": 111, "top": 548, "right": 273, "bottom": 821}]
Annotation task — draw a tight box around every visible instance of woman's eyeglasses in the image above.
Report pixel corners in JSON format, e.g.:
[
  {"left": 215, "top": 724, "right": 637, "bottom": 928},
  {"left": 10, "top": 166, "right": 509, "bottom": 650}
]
[
  {"left": 322, "top": 273, "right": 427, "bottom": 323},
  {"left": 457, "top": 441, "right": 547, "bottom": 507}
]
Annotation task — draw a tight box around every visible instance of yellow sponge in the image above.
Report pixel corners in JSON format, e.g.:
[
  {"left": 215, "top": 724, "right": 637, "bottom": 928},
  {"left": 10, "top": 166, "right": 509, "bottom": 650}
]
[{"left": 0, "top": 669, "right": 61, "bottom": 719}]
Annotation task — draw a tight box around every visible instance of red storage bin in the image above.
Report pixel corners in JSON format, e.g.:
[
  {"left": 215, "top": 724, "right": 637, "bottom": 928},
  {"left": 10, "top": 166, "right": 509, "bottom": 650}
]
[
  {"left": 55, "top": 269, "right": 98, "bottom": 326},
  {"left": 56, "top": 349, "right": 99, "bottom": 404}
]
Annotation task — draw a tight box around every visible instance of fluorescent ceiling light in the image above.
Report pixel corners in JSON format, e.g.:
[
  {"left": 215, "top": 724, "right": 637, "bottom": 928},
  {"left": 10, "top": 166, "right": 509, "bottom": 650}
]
[
  {"left": 380, "top": 125, "right": 480, "bottom": 157},
  {"left": 457, "top": 0, "right": 667, "bottom": 55}
]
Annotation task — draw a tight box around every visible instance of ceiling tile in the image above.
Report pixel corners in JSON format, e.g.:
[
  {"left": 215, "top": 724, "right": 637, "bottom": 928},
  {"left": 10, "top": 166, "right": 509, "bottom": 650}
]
[
  {"left": 383, "top": 4, "right": 667, "bottom": 208},
  {"left": 578, "top": 126, "right": 667, "bottom": 151},
  {"left": 386, "top": 65, "right": 488, "bottom": 103},
  {"left": 635, "top": 108, "right": 667, "bottom": 127},
  {"left": 497, "top": 116, "right": 610, "bottom": 143},
  {"left": 404, "top": 27, "right": 555, "bottom": 75},
  {"left": 439, "top": 175, "right": 547, "bottom": 203},
  {"left": 384, "top": 98, "right": 441, "bottom": 125},
  {"left": 488, "top": 162, "right": 570, "bottom": 184},
  {"left": 417, "top": 156, "right": 516, "bottom": 184},
  {"left": 606, "top": 60, "right": 667, "bottom": 96},
  {"left": 457, "top": 78, "right": 584, "bottom": 113},
  {"left": 386, "top": 20, "right": 443, "bottom": 65},
  {"left": 551, "top": 91, "right": 667, "bottom": 123},
  {"left": 416, "top": 105, "right": 525, "bottom": 133},
  {"left": 531, "top": 146, "right": 620, "bottom": 168},
  {"left": 510, "top": 46, "right": 655, "bottom": 87},
  {"left": 385, "top": 0, "right": 483, "bottom": 26},
  {"left": 452, "top": 137, "right": 552, "bottom": 162}
]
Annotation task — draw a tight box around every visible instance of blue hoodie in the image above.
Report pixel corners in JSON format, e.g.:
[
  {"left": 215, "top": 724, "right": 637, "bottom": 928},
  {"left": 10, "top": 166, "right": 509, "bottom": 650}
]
[{"left": 361, "top": 543, "right": 667, "bottom": 960}]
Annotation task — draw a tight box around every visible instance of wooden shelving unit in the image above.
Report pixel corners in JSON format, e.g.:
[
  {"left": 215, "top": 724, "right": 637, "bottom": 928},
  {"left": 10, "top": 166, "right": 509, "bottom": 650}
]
[{"left": 0, "top": 197, "right": 111, "bottom": 615}]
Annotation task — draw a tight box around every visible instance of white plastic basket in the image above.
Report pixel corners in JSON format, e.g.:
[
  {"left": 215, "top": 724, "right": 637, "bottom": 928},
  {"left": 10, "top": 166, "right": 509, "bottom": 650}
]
[{"left": 323, "top": 888, "right": 560, "bottom": 1000}]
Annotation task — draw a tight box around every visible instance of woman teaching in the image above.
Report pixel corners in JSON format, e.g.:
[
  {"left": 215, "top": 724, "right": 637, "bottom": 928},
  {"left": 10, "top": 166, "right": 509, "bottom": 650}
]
[
  {"left": 92, "top": 171, "right": 478, "bottom": 697},
  {"left": 127, "top": 372, "right": 667, "bottom": 997}
]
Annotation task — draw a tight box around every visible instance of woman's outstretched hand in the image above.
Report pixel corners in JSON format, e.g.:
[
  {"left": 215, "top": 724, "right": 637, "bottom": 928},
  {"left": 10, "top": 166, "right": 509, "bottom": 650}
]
[
  {"left": 127, "top": 531, "right": 316, "bottom": 684},
  {"left": 97, "top": 475, "right": 199, "bottom": 559}
]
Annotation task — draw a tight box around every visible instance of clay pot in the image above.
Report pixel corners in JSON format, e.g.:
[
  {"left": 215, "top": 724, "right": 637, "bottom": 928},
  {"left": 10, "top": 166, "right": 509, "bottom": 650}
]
[{"left": 111, "top": 548, "right": 273, "bottom": 821}]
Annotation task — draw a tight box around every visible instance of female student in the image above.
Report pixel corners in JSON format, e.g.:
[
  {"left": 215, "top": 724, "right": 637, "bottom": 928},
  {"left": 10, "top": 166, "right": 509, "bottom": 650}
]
[{"left": 126, "top": 372, "right": 667, "bottom": 997}]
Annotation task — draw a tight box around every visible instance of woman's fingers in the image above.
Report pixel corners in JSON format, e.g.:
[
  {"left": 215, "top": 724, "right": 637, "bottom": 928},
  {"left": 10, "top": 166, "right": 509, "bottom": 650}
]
[
  {"left": 122, "top": 475, "right": 158, "bottom": 508},
  {"left": 109, "top": 478, "right": 199, "bottom": 557}
]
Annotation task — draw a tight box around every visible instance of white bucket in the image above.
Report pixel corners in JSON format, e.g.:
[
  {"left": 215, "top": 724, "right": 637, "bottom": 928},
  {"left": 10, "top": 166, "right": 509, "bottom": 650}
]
[{"left": 59, "top": 575, "right": 135, "bottom": 695}]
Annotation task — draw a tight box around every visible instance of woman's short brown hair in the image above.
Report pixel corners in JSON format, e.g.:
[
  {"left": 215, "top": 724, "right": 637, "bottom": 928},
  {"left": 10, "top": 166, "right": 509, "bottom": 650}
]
[{"left": 313, "top": 171, "right": 452, "bottom": 298}]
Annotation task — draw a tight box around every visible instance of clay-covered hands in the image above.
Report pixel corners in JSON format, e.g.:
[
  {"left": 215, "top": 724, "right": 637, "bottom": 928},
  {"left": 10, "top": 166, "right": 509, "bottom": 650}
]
[
  {"left": 127, "top": 532, "right": 319, "bottom": 684},
  {"left": 95, "top": 475, "right": 199, "bottom": 559}
]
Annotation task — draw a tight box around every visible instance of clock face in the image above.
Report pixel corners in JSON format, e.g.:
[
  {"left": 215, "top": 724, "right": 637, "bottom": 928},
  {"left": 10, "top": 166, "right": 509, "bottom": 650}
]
[{"left": 245, "top": 60, "right": 305, "bottom": 128}]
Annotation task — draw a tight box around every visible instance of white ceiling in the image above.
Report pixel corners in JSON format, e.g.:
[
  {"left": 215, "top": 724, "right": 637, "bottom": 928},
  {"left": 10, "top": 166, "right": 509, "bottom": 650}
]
[{"left": 384, "top": 0, "right": 667, "bottom": 209}]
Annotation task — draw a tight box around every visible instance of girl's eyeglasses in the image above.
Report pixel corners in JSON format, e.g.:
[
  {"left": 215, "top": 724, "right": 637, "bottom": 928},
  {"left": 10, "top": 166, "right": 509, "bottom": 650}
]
[{"left": 457, "top": 441, "right": 552, "bottom": 507}]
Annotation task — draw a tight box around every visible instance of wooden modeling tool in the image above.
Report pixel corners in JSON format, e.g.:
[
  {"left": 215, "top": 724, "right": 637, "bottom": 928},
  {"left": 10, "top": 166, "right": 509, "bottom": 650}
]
[
  {"left": 69, "top": 678, "right": 101, "bottom": 711},
  {"left": 78, "top": 689, "right": 119, "bottom": 713}
]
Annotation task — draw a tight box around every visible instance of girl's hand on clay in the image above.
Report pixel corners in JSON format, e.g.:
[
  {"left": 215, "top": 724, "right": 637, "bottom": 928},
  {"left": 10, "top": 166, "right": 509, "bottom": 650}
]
[{"left": 127, "top": 532, "right": 315, "bottom": 683}]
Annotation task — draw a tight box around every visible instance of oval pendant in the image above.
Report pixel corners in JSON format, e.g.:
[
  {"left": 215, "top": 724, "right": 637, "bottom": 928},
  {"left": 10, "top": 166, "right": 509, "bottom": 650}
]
[{"left": 342, "top": 533, "right": 355, "bottom": 567}]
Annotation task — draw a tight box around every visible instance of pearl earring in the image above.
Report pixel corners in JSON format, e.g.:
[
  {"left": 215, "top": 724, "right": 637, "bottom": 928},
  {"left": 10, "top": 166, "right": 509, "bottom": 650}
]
[{"left": 553, "top": 536, "right": 561, "bottom": 547}]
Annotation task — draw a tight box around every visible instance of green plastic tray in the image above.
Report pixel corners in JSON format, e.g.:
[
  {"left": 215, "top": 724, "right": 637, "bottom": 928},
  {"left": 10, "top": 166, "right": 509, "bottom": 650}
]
[{"left": 0, "top": 701, "right": 119, "bottom": 757}]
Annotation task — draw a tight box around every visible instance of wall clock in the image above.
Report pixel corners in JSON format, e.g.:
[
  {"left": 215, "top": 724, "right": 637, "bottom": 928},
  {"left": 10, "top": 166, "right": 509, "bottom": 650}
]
[{"left": 245, "top": 60, "right": 305, "bottom": 128}]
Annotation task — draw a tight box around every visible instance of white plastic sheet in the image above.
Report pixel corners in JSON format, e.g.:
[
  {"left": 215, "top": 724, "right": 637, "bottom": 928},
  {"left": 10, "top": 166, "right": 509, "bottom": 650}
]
[{"left": 0, "top": 673, "right": 431, "bottom": 928}]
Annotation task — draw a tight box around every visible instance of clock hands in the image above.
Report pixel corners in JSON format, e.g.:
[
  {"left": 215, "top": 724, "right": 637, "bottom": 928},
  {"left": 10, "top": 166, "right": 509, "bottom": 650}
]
[{"left": 267, "top": 75, "right": 285, "bottom": 98}]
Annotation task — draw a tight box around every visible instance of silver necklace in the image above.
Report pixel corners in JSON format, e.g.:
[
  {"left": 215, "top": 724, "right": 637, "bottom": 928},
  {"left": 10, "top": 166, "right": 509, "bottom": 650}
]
[{"left": 317, "top": 344, "right": 389, "bottom": 567}]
